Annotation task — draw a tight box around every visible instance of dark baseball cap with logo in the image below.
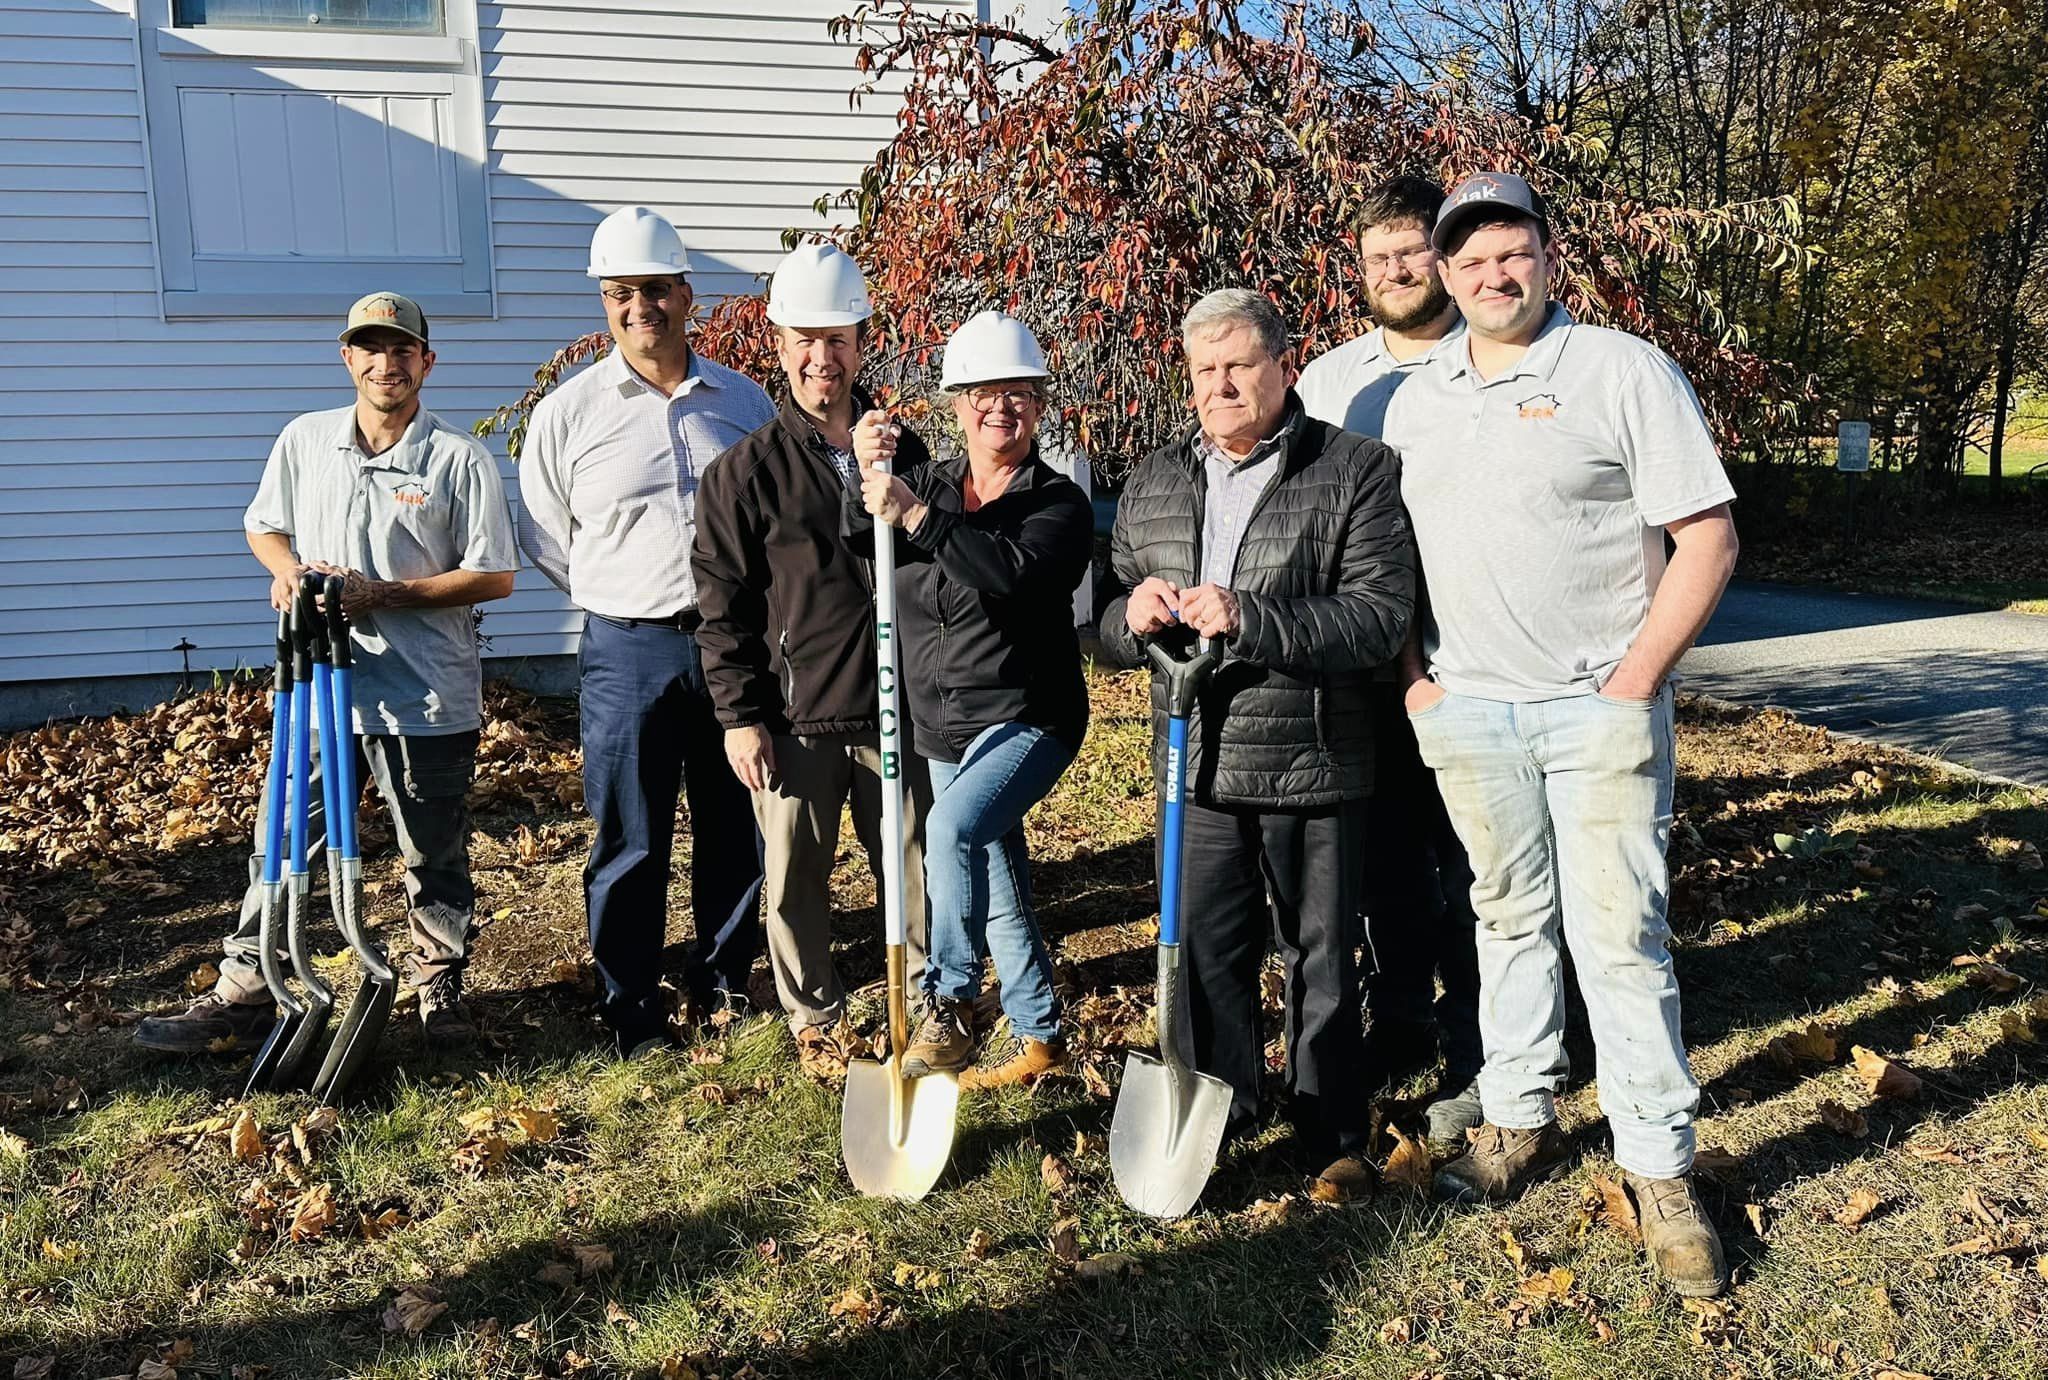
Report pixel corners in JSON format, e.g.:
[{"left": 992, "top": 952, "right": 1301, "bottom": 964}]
[
  {"left": 1432, "top": 172, "right": 1550, "bottom": 252},
  {"left": 339, "top": 291, "right": 430, "bottom": 346}
]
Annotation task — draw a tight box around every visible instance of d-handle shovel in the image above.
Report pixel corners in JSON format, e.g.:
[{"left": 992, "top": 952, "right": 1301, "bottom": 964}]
[
  {"left": 842, "top": 449, "right": 959, "bottom": 1199},
  {"left": 310, "top": 575, "right": 397, "bottom": 1104},
  {"left": 269, "top": 578, "right": 338, "bottom": 1086},
  {"left": 1110, "top": 636, "right": 1234, "bottom": 1219},
  {"left": 245, "top": 606, "right": 307, "bottom": 1096}
]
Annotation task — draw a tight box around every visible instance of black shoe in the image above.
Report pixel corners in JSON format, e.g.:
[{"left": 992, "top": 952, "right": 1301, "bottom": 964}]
[
  {"left": 133, "top": 992, "right": 276, "bottom": 1054},
  {"left": 418, "top": 970, "right": 477, "bottom": 1046}
]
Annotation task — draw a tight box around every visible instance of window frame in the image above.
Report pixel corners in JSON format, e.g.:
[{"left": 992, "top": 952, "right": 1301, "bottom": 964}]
[{"left": 134, "top": 0, "right": 495, "bottom": 321}]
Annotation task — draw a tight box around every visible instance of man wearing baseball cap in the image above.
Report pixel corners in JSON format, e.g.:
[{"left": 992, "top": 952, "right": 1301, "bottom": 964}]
[
  {"left": 136, "top": 292, "right": 519, "bottom": 1055},
  {"left": 1385, "top": 173, "right": 1740, "bottom": 1296}
]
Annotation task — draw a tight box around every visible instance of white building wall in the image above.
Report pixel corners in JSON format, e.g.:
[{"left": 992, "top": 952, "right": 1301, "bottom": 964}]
[{"left": 0, "top": 0, "right": 974, "bottom": 692}]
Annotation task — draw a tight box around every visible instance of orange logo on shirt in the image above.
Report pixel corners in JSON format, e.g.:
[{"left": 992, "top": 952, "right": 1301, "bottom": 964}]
[
  {"left": 1518, "top": 392, "right": 1560, "bottom": 420},
  {"left": 394, "top": 480, "right": 429, "bottom": 506}
]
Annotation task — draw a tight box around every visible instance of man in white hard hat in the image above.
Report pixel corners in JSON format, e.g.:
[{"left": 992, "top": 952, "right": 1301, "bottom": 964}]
[
  {"left": 691, "top": 242, "right": 934, "bottom": 1077},
  {"left": 518, "top": 206, "right": 778, "bottom": 1058}
]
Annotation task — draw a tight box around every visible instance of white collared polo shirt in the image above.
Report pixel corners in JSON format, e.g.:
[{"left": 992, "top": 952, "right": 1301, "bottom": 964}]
[
  {"left": 1296, "top": 319, "right": 1467, "bottom": 442},
  {"left": 1384, "top": 304, "right": 1736, "bottom": 701},
  {"left": 244, "top": 406, "right": 519, "bottom": 736}
]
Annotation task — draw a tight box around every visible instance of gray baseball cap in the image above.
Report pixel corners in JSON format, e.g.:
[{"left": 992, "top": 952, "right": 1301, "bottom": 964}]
[
  {"left": 1432, "top": 172, "right": 1549, "bottom": 251},
  {"left": 339, "top": 291, "right": 430, "bottom": 346}
]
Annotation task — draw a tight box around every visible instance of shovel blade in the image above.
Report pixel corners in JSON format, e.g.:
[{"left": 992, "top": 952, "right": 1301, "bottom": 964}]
[
  {"left": 841, "top": 1054, "right": 959, "bottom": 1200},
  {"left": 243, "top": 1010, "right": 301, "bottom": 1097},
  {"left": 310, "top": 978, "right": 396, "bottom": 1104},
  {"left": 270, "top": 995, "right": 333, "bottom": 1089},
  {"left": 1109, "top": 1049, "right": 1232, "bottom": 1219}
]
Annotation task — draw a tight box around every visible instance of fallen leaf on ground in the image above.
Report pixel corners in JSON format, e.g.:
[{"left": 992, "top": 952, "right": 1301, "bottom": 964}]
[
  {"left": 1245, "top": 1194, "right": 1296, "bottom": 1227},
  {"left": 1519, "top": 1266, "right": 1576, "bottom": 1302},
  {"left": 1590, "top": 1174, "right": 1641, "bottom": 1242},
  {"left": 452, "top": 1132, "right": 509, "bottom": 1178},
  {"left": 1818, "top": 1100, "right": 1870, "bottom": 1138},
  {"left": 1693, "top": 1146, "right": 1742, "bottom": 1175},
  {"left": 509, "top": 1104, "right": 559, "bottom": 1142},
  {"left": 963, "top": 1228, "right": 994, "bottom": 1261},
  {"left": 1040, "top": 1153, "right": 1071, "bottom": 1193},
  {"left": 1048, "top": 1216, "right": 1082, "bottom": 1264},
  {"left": 0, "top": 1127, "right": 26, "bottom": 1160},
  {"left": 534, "top": 1260, "right": 577, "bottom": 1288},
  {"left": 1072, "top": 1131, "right": 1105, "bottom": 1158},
  {"left": 828, "top": 1286, "right": 881, "bottom": 1324},
  {"left": 228, "top": 1108, "right": 263, "bottom": 1164},
  {"left": 1965, "top": 963, "right": 2024, "bottom": 995},
  {"left": 1745, "top": 1203, "right": 1768, "bottom": 1236},
  {"left": 1962, "top": 1187, "right": 2004, "bottom": 1227},
  {"left": 1851, "top": 1045, "right": 1924, "bottom": 1100},
  {"left": 1498, "top": 1226, "right": 1529, "bottom": 1272},
  {"left": 1075, "top": 1251, "right": 1141, "bottom": 1280},
  {"left": 571, "top": 1243, "right": 614, "bottom": 1277},
  {"left": 13, "top": 1358, "right": 54, "bottom": 1380},
  {"left": 1835, "top": 1188, "right": 1884, "bottom": 1227},
  {"left": 1377, "top": 1316, "right": 1414, "bottom": 1346},
  {"left": 184, "top": 962, "right": 221, "bottom": 996},
  {"left": 359, "top": 1207, "right": 410, "bottom": 1240},
  {"left": 136, "top": 1362, "right": 177, "bottom": 1380},
  {"left": 1905, "top": 1141, "right": 1969, "bottom": 1165},
  {"left": 892, "top": 1260, "right": 942, "bottom": 1290},
  {"left": 40, "top": 1238, "right": 83, "bottom": 1264},
  {"left": 1765, "top": 1022, "right": 1839, "bottom": 1068},
  {"left": 288, "top": 1183, "right": 337, "bottom": 1242},
  {"left": 604, "top": 1298, "right": 639, "bottom": 1333},
  {"left": 1381, "top": 1125, "right": 1433, "bottom": 1191},
  {"left": 1953, "top": 903, "right": 1991, "bottom": 925},
  {"left": 382, "top": 1284, "right": 447, "bottom": 1336},
  {"left": 1874, "top": 1370, "right": 1936, "bottom": 1380}
]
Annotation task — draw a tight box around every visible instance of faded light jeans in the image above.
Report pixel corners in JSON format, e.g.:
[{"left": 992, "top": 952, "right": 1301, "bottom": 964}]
[
  {"left": 922, "top": 721, "right": 1077, "bottom": 1042},
  {"left": 1406, "top": 683, "right": 1699, "bottom": 1180}
]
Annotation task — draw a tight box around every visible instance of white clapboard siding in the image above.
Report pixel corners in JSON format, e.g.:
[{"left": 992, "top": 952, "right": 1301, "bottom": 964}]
[{"left": 0, "top": 0, "right": 995, "bottom": 690}]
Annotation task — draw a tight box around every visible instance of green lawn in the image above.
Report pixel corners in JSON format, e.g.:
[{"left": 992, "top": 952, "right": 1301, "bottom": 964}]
[{"left": 3, "top": 678, "right": 2046, "bottom": 1378}]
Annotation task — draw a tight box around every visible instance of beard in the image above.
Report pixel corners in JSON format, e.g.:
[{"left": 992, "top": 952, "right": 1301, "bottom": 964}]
[{"left": 1367, "top": 274, "right": 1454, "bottom": 332}]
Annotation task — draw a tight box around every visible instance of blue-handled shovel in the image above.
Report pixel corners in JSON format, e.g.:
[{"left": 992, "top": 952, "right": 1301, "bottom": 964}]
[
  {"left": 310, "top": 574, "right": 397, "bottom": 1103},
  {"left": 244, "top": 606, "right": 306, "bottom": 1096},
  {"left": 268, "top": 576, "right": 338, "bottom": 1085},
  {"left": 1110, "top": 637, "right": 1233, "bottom": 1218}
]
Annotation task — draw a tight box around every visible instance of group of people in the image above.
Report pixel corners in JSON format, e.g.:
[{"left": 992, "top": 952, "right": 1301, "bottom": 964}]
[{"left": 134, "top": 168, "right": 1739, "bottom": 1299}]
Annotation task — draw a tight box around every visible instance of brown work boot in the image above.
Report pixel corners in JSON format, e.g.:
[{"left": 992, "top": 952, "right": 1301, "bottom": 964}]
[
  {"left": 1309, "top": 1154, "right": 1377, "bottom": 1204},
  {"left": 960, "top": 1035, "right": 1065, "bottom": 1091},
  {"left": 417, "top": 969, "right": 477, "bottom": 1046},
  {"left": 1625, "top": 1171, "right": 1729, "bottom": 1297},
  {"left": 794, "top": 1019, "right": 871, "bottom": 1082},
  {"left": 133, "top": 992, "right": 276, "bottom": 1054},
  {"left": 1433, "top": 1121, "right": 1571, "bottom": 1203},
  {"left": 900, "top": 997, "right": 974, "bottom": 1078}
]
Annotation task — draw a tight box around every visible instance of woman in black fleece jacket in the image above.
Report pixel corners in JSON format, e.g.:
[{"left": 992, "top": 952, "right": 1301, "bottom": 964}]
[{"left": 854, "top": 312, "right": 1094, "bottom": 1089}]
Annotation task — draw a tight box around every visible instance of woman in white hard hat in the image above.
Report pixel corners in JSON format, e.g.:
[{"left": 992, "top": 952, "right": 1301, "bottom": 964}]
[{"left": 854, "top": 311, "right": 1094, "bottom": 1089}]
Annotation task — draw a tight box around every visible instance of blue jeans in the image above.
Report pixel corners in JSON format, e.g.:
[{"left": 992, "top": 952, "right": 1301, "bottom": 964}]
[
  {"left": 921, "top": 722, "right": 1076, "bottom": 1042},
  {"left": 1407, "top": 684, "right": 1698, "bottom": 1179},
  {"left": 579, "top": 614, "right": 765, "bottom": 1045}
]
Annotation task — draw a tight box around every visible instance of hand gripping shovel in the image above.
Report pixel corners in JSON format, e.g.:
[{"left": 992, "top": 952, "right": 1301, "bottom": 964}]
[
  {"left": 1110, "top": 637, "right": 1232, "bottom": 1219},
  {"left": 310, "top": 574, "right": 397, "bottom": 1103},
  {"left": 244, "top": 606, "right": 308, "bottom": 1095},
  {"left": 842, "top": 445, "right": 958, "bottom": 1198}
]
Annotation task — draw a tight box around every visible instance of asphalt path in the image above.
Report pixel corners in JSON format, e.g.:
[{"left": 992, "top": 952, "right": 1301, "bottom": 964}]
[{"left": 1680, "top": 582, "right": 2048, "bottom": 786}]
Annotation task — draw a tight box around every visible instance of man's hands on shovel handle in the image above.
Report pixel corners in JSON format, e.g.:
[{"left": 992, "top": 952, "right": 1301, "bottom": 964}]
[
  {"left": 726, "top": 726, "right": 777, "bottom": 793},
  {"left": 1178, "top": 583, "right": 1240, "bottom": 639},
  {"left": 306, "top": 562, "right": 386, "bottom": 618},
  {"left": 855, "top": 409, "right": 927, "bottom": 532},
  {"left": 1125, "top": 577, "right": 1183, "bottom": 636}
]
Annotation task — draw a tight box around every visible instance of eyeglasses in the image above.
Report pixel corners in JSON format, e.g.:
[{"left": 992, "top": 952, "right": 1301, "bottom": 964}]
[
  {"left": 964, "top": 386, "right": 1043, "bottom": 412},
  {"left": 601, "top": 282, "right": 679, "bottom": 304},
  {"left": 1362, "top": 248, "right": 1437, "bottom": 277}
]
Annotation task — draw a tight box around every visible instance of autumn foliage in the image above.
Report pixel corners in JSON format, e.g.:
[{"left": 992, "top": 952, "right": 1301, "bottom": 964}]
[{"left": 484, "top": 0, "right": 1804, "bottom": 486}]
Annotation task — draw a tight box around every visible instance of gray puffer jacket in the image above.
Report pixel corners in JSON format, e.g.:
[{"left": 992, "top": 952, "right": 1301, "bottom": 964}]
[{"left": 1098, "top": 403, "right": 1416, "bottom": 808}]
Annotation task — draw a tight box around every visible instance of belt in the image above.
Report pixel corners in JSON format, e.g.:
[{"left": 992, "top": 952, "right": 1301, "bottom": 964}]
[{"left": 598, "top": 609, "right": 701, "bottom": 633}]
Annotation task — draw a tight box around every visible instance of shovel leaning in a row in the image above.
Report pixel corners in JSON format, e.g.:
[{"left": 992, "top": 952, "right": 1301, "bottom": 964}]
[
  {"left": 245, "top": 573, "right": 395, "bottom": 1103},
  {"left": 1110, "top": 636, "right": 1233, "bottom": 1219}
]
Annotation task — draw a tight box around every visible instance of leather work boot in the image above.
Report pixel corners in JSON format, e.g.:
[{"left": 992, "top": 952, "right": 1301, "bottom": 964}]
[
  {"left": 133, "top": 992, "right": 276, "bottom": 1054},
  {"left": 1309, "top": 1154, "right": 1377, "bottom": 1204},
  {"left": 418, "top": 969, "right": 477, "bottom": 1046},
  {"left": 1433, "top": 1120, "right": 1571, "bottom": 1203},
  {"left": 961, "top": 1035, "right": 1066, "bottom": 1091},
  {"left": 1625, "top": 1171, "right": 1729, "bottom": 1297},
  {"left": 900, "top": 998, "right": 974, "bottom": 1078}
]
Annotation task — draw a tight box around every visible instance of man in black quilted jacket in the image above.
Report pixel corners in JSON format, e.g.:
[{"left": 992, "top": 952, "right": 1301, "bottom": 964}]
[{"left": 1099, "top": 288, "right": 1416, "bottom": 1201}]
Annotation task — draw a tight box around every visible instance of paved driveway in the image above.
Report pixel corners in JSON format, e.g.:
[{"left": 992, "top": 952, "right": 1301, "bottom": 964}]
[{"left": 1680, "top": 583, "right": 2048, "bottom": 786}]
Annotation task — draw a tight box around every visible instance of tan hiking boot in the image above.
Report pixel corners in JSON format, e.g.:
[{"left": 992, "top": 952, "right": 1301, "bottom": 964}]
[
  {"left": 1625, "top": 1171, "right": 1729, "bottom": 1297},
  {"left": 1309, "top": 1155, "right": 1376, "bottom": 1204},
  {"left": 1433, "top": 1121, "right": 1571, "bottom": 1203},
  {"left": 961, "top": 1035, "right": 1065, "bottom": 1091},
  {"left": 794, "top": 1018, "right": 870, "bottom": 1082},
  {"left": 900, "top": 998, "right": 974, "bottom": 1078}
]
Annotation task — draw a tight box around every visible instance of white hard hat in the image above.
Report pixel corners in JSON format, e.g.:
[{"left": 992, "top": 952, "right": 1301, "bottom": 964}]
[
  {"left": 939, "top": 311, "right": 1051, "bottom": 391},
  {"left": 767, "top": 242, "right": 872, "bottom": 327},
  {"left": 587, "top": 205, "right": 691, "bottom": 279}
]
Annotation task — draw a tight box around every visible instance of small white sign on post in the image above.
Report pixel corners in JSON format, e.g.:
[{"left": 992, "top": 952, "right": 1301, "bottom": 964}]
[{"left": 1836, "top": 420, "right": 1872, "bottom": 473}]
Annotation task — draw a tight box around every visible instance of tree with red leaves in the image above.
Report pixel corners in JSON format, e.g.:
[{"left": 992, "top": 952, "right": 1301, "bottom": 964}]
[{"left": 483, "top": 0, "right": 1803, "bottom": 486}]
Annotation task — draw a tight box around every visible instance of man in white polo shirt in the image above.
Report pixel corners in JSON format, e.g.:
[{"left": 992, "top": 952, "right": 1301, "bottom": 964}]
[
  {"left": 1297, "top": 175, "right": 1482, "bottom": 1149},
  {"left": 136, "top": 292, "right": 518, "bottom": 1055},
  {"left": 518, "top": 206, "right": 778, "bottom": 1057},
  {"left": 1387, "top": 173, "right": 1739, "bottom": 1297}
]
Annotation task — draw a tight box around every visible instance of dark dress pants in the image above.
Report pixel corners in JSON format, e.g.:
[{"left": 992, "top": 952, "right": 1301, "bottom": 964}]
[
  {"left": 579, "top": 613, "right": 765, "bottom": 1044},
  {"left": 1177, "top": 797, "right": 1370, "bottom": 1158},
  {"left": 1362, "top": 683, "right": 1483, "bottom": 1083}
]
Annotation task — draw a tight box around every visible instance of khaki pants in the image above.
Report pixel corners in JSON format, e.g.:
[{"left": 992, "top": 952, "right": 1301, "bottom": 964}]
[{"left": 752, "top": 731, "right": 930, "bottom": 1030}]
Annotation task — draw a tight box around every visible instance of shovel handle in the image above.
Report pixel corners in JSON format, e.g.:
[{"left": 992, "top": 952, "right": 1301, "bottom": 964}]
[{"left": 1143, "top": 636, "right": 1217, "bottom": 719}]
